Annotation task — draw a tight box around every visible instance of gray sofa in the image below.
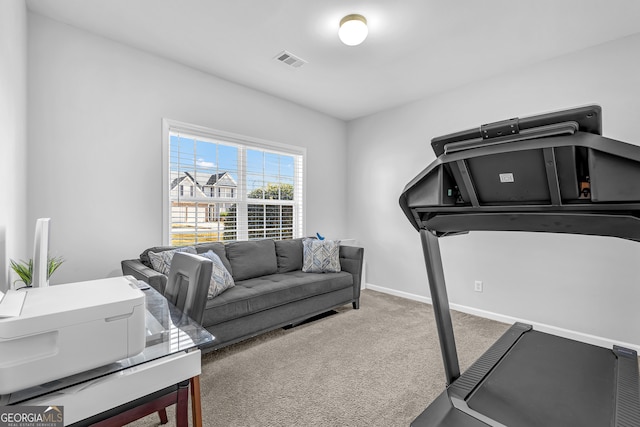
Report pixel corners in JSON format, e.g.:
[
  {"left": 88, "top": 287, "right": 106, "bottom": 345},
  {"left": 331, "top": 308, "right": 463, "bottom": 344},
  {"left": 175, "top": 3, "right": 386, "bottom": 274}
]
[{"left": 121, "top": 238, "right": 364, "bottom": 350}]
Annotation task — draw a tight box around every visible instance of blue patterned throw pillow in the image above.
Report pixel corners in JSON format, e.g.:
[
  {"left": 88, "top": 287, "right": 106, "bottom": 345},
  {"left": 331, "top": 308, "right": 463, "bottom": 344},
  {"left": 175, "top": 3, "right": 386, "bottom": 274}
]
[
  {"left": 148, "top": 246, "right": 197, "bottom": 275},
  {"left": 200, "top": 250, "right": 235, "bottom": 299},
  {"left": 302, "top": 238, "right": 341, "bottom": 273}
]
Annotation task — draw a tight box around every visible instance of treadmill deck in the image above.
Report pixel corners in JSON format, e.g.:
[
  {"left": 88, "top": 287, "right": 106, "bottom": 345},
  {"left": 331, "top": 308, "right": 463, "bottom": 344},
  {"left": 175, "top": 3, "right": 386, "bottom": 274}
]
[
  {"left": 469, "top": 330, "right": 615, "bottom": 426},
  {"left": 412, "top": 325, "right": 639, "bottom": 427}
]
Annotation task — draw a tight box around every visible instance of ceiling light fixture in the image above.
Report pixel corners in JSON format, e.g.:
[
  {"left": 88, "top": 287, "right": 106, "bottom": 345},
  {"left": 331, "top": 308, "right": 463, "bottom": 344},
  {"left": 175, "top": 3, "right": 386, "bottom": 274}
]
[{"left": 338, "top": 14, "right": 368, "bottom": 46}]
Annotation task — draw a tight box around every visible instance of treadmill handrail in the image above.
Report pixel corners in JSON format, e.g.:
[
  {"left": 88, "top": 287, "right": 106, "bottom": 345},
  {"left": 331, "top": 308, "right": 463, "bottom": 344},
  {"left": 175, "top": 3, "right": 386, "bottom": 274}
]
[
  {"left": 430, "top": 104, "right": 602, "bottom": 157},
  {"left": 443, "top": 121, "right": 579, "bottom": 155}
]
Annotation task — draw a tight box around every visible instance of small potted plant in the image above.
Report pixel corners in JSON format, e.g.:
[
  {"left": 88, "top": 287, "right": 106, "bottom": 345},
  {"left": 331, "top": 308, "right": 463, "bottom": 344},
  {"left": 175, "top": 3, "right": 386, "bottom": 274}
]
[{"left": 10, "top": 256, "right": 64, "bottom": 288}]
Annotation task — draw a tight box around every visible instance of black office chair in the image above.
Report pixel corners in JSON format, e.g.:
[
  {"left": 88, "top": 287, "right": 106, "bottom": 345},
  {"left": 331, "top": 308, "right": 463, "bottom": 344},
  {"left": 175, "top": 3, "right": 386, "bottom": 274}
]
[
  {"left": 156, "top": 251, "right": 212, "bottom": 426},
  {"left": 163, "top": 251, "right": 212, "bottom": 325}
]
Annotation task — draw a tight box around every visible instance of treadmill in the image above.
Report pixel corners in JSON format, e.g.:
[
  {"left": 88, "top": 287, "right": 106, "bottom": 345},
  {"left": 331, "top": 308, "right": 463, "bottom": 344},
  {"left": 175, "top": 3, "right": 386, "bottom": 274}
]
[{"left": 399, "top": 105, "right": 640, "bottom": 427}]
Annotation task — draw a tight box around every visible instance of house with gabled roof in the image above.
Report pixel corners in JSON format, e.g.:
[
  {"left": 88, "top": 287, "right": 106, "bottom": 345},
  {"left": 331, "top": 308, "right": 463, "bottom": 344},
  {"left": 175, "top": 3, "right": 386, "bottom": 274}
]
[
  {"left": 170, "top": 171, "right": 238, "bottom": 232},
  {"left": 201, "top": 172, "right": 237, "bottom": 198},
  {"left": 170, "top": 172, "right": 208, "bottom": 199}
]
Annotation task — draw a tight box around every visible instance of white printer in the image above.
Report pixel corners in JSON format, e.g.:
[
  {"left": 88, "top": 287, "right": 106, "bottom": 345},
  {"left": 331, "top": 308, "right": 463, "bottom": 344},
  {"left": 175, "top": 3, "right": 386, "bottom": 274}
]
[{"left": 0, "top": 276, "right": 146, "bottom": 394}]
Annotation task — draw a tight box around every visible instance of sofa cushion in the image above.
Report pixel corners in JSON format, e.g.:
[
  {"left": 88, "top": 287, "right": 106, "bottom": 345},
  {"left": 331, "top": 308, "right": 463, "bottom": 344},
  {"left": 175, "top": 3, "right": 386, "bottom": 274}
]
[
  {"left": 202, "top": 270, "right": 353, "bottom": 326},
  {"left": 275, "top": 238, "right": 304, "bottom": 273},
  {"left": 302, "top": 239, "right": 341, "bottom": 273},
  {"left": 200, "top": 250, "right": 235, "bottom": 299},
  {"left": 148, "top": 246, "right": 197, "bottom": 275},
  {"left": 194, "top": 242, "right": 233, "bottom": 275},
  {"left": 140, "top": 245, "right": 180, "bottom": 268},
  {"left": 225, "top": 239, "right": 277, "bottom": 281},
  {"left": 140, "top": 243, "right": 232, "bottom": 274}
]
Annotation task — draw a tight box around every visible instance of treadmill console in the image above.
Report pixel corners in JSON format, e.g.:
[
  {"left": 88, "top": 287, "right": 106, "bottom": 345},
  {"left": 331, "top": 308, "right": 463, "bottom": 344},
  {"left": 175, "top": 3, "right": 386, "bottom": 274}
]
[{"left": 400, "top": 105, "right": 640, "bottom": 241}]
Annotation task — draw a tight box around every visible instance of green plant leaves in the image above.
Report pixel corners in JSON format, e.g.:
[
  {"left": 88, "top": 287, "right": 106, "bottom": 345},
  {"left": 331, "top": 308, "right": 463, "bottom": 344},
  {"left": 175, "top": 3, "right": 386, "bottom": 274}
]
[{"left": 9, "top": 256, "right": 65, "bottom": 287}]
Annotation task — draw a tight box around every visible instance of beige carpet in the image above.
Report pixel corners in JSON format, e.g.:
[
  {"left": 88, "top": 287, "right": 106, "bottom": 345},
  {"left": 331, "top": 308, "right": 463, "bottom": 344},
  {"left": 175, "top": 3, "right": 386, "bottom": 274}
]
[{"left": 127, "top": 289, "right": 509, "bottom": 427}]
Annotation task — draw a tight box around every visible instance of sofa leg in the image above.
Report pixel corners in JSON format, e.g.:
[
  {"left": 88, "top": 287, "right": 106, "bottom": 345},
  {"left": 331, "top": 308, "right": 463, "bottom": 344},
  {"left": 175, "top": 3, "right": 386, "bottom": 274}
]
[{"left": 352, "top": 300, "right": 360, "bottom": 309}]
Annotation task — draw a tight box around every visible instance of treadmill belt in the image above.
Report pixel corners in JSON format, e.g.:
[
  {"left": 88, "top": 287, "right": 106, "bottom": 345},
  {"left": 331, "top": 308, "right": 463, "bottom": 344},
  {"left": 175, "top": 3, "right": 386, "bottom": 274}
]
[{"left": 467, "top": 331, "right": 615, "bottom": 427}]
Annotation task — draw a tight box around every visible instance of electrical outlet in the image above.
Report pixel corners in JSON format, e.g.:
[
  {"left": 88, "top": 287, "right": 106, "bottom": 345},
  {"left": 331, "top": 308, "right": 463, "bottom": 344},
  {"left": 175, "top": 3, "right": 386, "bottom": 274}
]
[{"left": 474, "top": 280, "right": 483, "bottom": 292}]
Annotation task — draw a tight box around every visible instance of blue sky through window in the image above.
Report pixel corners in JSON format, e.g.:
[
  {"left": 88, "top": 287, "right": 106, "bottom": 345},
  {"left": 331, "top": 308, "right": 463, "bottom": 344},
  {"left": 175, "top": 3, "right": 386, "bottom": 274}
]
[{"left": 170, "top": 135, "right": 295, "bottom": 193}]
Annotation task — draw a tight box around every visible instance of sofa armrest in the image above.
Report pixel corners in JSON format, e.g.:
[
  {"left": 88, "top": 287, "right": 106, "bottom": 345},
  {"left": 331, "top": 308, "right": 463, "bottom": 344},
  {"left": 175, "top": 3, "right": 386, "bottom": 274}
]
[
  {"left": 339, "top": 245, "right": 364, "bottom": 304},
  {"left": 121, "top": 259, "right": 168, "bottom": 294}
]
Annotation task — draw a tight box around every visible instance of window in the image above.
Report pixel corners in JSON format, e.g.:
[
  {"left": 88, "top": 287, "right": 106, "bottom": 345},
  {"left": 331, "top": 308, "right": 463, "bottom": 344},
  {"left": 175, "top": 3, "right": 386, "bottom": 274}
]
[{"left": 162, "top": 119, "right": 305, "bottom": 246}]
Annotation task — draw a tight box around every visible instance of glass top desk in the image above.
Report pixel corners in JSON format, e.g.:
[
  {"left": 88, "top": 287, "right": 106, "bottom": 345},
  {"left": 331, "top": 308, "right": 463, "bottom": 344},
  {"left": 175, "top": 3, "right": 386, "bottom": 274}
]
[{"left": 1, "top": 285, "right": 214, "bottom": 426}]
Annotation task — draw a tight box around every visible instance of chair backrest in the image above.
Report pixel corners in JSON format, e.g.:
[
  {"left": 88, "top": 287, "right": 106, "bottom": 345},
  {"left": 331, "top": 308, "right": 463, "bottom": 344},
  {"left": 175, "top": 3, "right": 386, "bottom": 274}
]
[{"left": 164, "top": 252, "right": 212, "bottom": 325}]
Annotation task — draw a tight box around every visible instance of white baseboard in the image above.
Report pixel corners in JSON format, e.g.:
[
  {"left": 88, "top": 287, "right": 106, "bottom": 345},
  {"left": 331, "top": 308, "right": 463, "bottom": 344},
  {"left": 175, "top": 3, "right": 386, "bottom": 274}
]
[
  {"left": 364, "top": 283, "right": 640, "bottom": 353},
  {"left": 365, "top": 283, "right": 433, "bottom": 305}
]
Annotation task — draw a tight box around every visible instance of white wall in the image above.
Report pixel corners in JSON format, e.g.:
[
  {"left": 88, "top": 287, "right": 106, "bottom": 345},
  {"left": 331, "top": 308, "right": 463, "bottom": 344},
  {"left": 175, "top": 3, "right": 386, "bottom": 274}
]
[
  {"left": 347, "top": 34, "right": 640, "bottom": 348},
  {"left": 0, "top": 0, "right": 28, "bottom": 291},
  {"left": 28, "top": 13, "right": 348, "bottom": 284}
]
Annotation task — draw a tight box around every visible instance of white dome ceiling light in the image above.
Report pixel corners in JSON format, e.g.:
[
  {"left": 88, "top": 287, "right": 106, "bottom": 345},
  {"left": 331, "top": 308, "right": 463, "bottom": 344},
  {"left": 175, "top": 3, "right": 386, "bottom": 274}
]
[{"left": 338, "top": 14, "right": 368, "bottom": 46}]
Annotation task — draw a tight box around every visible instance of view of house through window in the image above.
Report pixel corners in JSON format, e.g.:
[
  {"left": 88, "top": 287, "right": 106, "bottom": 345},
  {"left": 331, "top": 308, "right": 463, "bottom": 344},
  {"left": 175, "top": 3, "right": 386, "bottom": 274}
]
[{"left": 165, "top": 121, "right": 304, "bottom": 245}]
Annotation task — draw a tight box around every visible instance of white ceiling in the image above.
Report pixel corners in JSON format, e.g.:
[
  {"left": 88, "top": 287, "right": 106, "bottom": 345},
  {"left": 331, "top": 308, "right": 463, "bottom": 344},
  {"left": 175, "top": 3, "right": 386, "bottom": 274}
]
[{"left": 26, "top": 0, "right": 640, "bottom": 121}]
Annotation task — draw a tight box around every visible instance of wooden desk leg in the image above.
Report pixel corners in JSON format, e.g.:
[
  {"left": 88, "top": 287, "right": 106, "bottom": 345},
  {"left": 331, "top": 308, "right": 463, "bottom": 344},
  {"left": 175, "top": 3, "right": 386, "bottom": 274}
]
[
  {"left": 190, "top": 376, "right": 203, "bottom": 427},
  {"left": 158, "top": 408, "right": 169, "bottom": 424},
  {"left": 176, "top": 382, "right": 189, "bottom": 427}
]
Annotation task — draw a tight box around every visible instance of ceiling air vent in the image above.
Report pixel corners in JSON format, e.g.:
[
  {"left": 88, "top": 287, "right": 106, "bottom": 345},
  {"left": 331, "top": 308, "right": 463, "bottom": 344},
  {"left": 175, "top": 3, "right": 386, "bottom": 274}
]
[{"left": 274, "top": 50, "right": 307, "bottom": 68}]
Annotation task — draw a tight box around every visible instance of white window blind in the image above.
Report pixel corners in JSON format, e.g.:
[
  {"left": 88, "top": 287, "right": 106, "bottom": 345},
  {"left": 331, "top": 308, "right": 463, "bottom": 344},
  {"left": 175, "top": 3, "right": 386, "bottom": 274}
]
[{"left": 162, "top": 120, "right": 305, "bottom": 245}]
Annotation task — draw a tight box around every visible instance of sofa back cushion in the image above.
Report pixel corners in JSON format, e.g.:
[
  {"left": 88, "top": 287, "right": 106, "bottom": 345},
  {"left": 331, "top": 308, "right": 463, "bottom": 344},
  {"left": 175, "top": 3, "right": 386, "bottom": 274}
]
[
  {"left": 225, "top": 239, "right": 277, "bottom": 281},
  {"left": 194, "top": 242, "right": 233, "bottom": 276},
  {"left": 275, "top": 238, "right": 304, "bottom": 273}
]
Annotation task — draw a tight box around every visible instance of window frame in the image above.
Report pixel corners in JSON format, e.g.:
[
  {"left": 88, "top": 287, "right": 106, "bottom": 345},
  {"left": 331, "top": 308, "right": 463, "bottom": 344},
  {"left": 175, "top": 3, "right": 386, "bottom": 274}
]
[{"left": 162, "top": 119, "right": 306, "bottom": 245}]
